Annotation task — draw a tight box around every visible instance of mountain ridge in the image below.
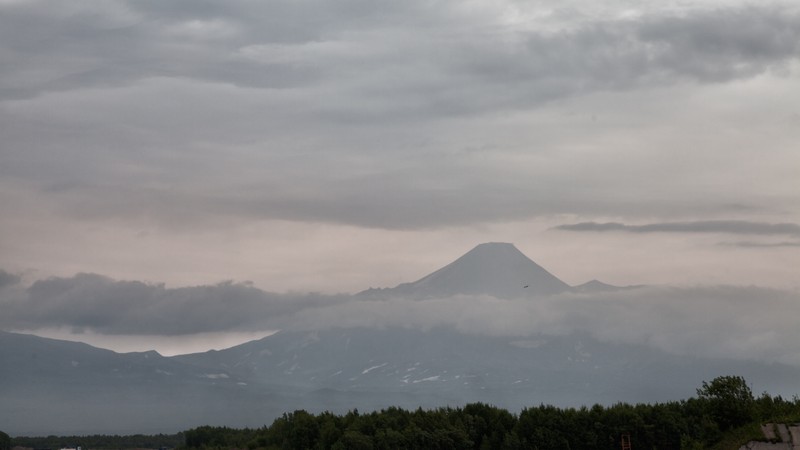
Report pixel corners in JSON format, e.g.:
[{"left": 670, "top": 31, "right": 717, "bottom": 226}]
[{"left": 4, "top": 327, "right": 800, "bottom": 435}]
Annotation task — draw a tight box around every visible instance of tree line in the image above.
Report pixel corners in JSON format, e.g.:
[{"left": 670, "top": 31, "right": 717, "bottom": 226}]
[
  {"left": 7, "top": 376, "right": 800, "bottom": 450},
  {"left": 9, "top": 433, "right": 183, "bottom": 450},
  {"left": 182, "top": 376, "right": 800, "bottom": 450}
]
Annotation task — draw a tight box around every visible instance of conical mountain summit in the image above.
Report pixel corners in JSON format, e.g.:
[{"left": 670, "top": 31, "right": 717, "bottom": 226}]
[{"left": 391, "top": 242, "right": 570, "bottom": 298}]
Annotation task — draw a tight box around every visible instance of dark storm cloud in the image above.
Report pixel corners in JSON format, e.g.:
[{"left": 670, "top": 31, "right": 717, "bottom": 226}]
[
  {"left": 554, "top": 220, "right": 800, "bottom": 236},
  {"left": 0, "top": 273, "right": 347, "bottom": 335}
]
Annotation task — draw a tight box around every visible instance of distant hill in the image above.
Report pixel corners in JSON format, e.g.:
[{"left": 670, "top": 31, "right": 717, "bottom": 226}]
[
  {"left": 0, "top": 330, "right": 291, "bottom": 436},
  {"left": 4, "top": 327, "right": 800, "bottom": 436},
  {"left": 572, "top": 279, "right": 643, "bottom": 292}
]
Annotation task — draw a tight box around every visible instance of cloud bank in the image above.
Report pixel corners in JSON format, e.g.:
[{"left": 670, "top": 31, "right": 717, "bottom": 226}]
[
  {"left": 3, "top": 2, "right": 799, "bottom": 105},
  {"left": 555, "top": 220, "right": 800, "bottom": 236},
  {"left": 1, "top": 273, "right": 348, "bottom": 335},
  {"left": 3, "top": 271, "right": 800, "bottom": 366},
  {"left": 0, "top": 270, "right": 21, "bottom": 289},
  {"left": 721, "top": 241, "right": 800, "bottom": 248},
  {"left": 288, "top": 287, "right": 800, "bottom": 366}
]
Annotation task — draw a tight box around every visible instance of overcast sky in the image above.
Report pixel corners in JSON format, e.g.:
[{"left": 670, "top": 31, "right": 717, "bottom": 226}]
[{"left": 1, "top": 0, "right": 799, "bottom": 355}]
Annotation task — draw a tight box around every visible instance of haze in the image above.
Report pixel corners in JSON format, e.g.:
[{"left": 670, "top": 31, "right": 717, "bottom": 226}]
[{"left": 1, "top": 0, "right": 800, "bottom": 356}]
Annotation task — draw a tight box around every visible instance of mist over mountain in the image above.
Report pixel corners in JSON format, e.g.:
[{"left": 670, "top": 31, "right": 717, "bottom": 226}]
[
  {"left": 2, "top": 243, "right": 800, "bottom": 435},
  {"left": 572, "top": 279, "right": 636, "bottom": 292},
  {"left": 4, "top": 326, "right": 800, "bottom": 436}
]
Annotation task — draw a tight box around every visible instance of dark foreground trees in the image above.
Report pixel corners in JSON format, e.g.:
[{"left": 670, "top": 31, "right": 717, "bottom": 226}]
[
  {"left": 180, "top": 376, "right": 800, "bottom": 450},
  {"left": 696, "top": 375, "right": 755, "bottom": 430},
  {"left": 11, "top": 433, "right": 183, "bottom": 450},
  {"left": 8, "top": 377, "right": 793, "bottom": 449},
  {"left": 0, "top": 430, "right": 10, "bottom": 450}
]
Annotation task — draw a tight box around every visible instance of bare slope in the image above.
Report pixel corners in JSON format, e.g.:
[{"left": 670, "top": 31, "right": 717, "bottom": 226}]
[{"left": 390, "top": 242, "right": 570, "bottom": 298}]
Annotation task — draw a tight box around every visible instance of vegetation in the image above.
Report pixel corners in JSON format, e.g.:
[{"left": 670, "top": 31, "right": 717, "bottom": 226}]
[
  {"left": 1, "top": 430, "right": 10, "bottom": 450},
  {"left": 179, "top": 377, "right": 800, "bottom": 450},
  {"left": 9, "top": 377, "right": 800, "bottom": 450},
  {"left": 10, "top": 433, "right": 183, "bottom": 450},
  {"left": 696, "top": 375, "right": 755, "bottom": 431}
]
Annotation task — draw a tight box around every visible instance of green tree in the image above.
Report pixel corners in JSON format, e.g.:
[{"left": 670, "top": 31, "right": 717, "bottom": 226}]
[
  {"left": 697, "top": 375, "right": 755, "bottom": 430},
  {"left": 338, "top": 430, "right": 373, "bottom": 450},
  {"left": 0, "top": 430, "right": 10, "bottom": 450}
]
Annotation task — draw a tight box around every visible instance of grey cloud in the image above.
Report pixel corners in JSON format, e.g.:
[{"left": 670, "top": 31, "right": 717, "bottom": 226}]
[
  {"left": 0, "top": 270, "right": 21, "bottom": 289},
  {"left": 441, "top": 8, "right": 800, "bottom": 113},
  {"left": 27, "top": 169, "right": 669, "bottom": 230},
  {"left": 2, "top": 1, "right": 799, "bottom": 110},
  {"left": 637, "top": 8, "right": 800, "bottom": 81},
  {"left": 1, "top": 273, "right": 347, "bottom": 335},
  {"left": 1, "top": 1, "right": 799, "bottom": 231},
  {"left": 4, "top": 270, "right": 800, "bottom": 366},
  {"left": 0, "top": 0, "right": 449, "bottom": 100},
  {"left": 288, "top": 286, "right": 800, "bottom": 366},
  {"left": 3, "top": 169, "right": 783, "bottom": 231},
  {"left": 720, "top": 241, "right": 800, "bottom": 248},
  {"left": 554, "top": 220, "right": 800, "bottom": 236}
]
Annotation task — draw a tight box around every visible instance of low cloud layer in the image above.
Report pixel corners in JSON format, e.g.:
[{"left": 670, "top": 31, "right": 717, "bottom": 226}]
[
  {"left": 555, "top": 220, "right": 800, "bottom": 236},
  {"left": 3, "top": 270, "right": 800, "bottom": 366},
  {"left": 1, "top": 273, "right": 348, "bottom": 335},
  {"left": 0, "top": 270, "right": 20, "bottom": 289},
  {"left": 288, "top": 287, "right": 800, "bottom": 366},
  {"left": 720, "top": 241, "right": 800, "bottom": 248}
]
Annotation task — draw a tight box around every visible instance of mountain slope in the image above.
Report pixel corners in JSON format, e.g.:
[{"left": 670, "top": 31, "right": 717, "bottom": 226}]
[
  {"left": 0, "top": 331, "right": 288, "bottom": 435},
  {"left": 176, "top": 327, "right": 800, "bottom": 413},
  {"left": 5, "top": 325, "right": 800, "bottom": 434},
  {"left": 386, "top": 242, "right": 570, "bottom": 298}
]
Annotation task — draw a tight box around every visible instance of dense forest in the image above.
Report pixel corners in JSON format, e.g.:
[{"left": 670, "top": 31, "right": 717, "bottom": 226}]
[
  {"left": 9, "top": 434, "right": 183, "bottom": 450},
  {"left": 181, "top": 377, "right": 800, "bottom": 450},
  {"left": 8, "top": 377, "right": 800, "bottom": 450}
]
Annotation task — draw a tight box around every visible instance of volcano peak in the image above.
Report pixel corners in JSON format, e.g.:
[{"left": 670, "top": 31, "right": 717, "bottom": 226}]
[{"left": 391, "top": 242, "right": 570, "bottom": 298}]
